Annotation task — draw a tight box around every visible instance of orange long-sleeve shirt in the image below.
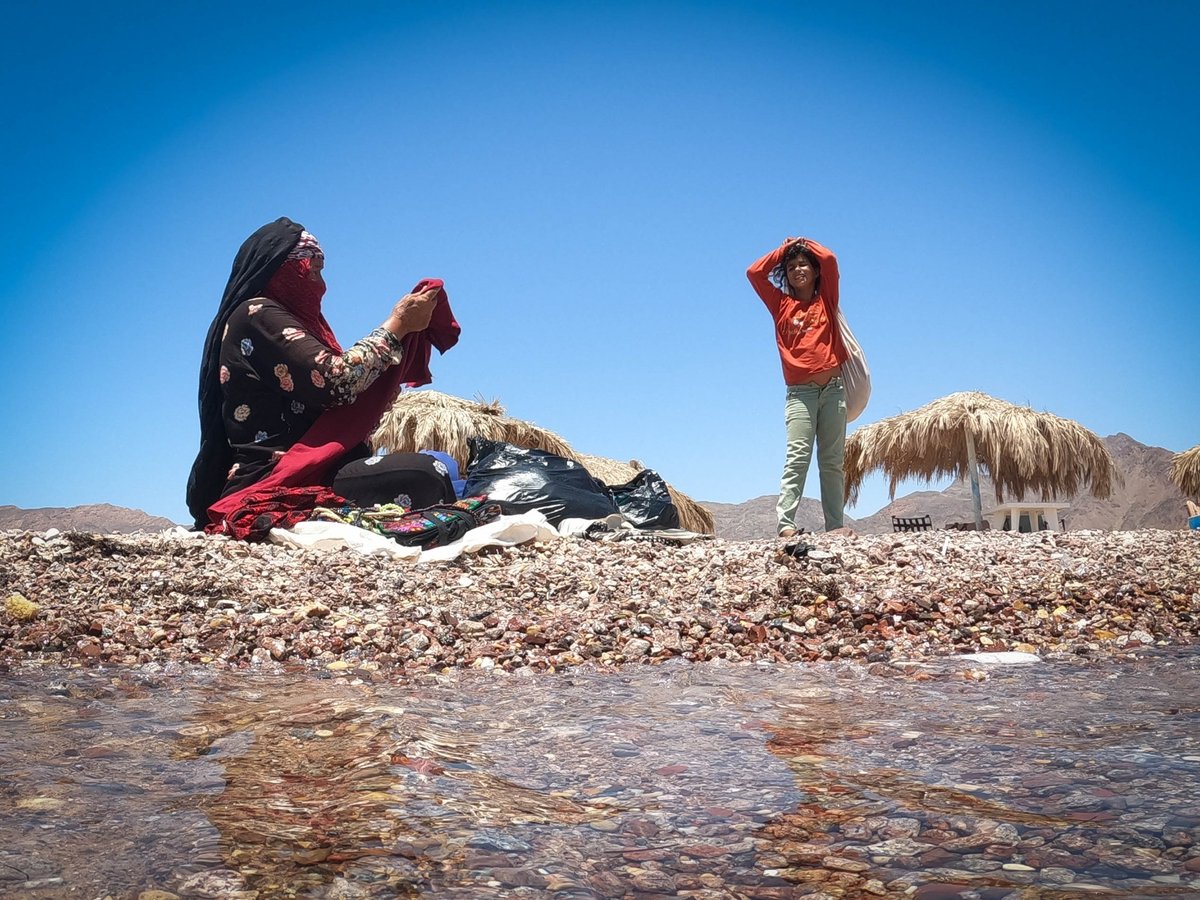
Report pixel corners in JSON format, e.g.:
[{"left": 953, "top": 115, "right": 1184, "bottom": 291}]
[{"left": 746, "top": 238, "right": 846, "bottom": 385}]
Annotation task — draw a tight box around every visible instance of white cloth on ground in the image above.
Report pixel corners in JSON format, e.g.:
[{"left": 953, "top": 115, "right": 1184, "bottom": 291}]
[
  {"left": 417, "top": 510, "right": 560, "bottom": 562},
  {"left": 269, "top": 520, "right": 421, "bottom": 558},
  {"left": 267, "top": 511, "right": 561, "bottom": 562}
]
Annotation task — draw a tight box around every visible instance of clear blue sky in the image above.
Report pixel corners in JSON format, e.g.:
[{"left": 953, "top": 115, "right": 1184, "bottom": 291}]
[{"left": 2, "top": 0, "right": 1197, "bottom": 524}]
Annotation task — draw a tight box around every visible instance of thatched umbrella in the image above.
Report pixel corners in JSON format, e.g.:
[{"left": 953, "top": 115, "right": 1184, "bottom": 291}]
[
  {"left": 844, "top": 391, "right": 1117, "bottom": 529},
  {"left": 370, "top": 391, "right": 714, "bottom": 534},
  {"left": 371, "top": 391, "right": 576, "bottom": 468},
  {"left": 1171, "top": 444, "right": 1200, "bottom": 499}
]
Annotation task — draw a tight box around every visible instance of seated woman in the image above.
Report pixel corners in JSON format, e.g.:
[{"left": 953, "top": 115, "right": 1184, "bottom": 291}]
[{"left": 186, "top": 217, "right": 460, "bottom": 533}]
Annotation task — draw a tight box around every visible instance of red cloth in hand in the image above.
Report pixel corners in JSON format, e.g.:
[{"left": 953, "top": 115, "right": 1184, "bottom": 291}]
[{"left": 399, "top": 279, "right": 460, "bottom": 387}]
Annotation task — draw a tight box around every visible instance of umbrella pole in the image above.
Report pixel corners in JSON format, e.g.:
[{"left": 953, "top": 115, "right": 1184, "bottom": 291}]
[{"left": 965, "top": 428, "right": 984, "bottom": 530}]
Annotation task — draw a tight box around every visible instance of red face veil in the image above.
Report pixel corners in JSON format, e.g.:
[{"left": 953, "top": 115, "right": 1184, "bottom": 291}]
[{"left": 263, "top": 232, "right": 341, "bottom": 352}]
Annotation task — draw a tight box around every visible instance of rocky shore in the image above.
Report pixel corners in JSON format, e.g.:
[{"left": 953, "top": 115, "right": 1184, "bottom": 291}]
[{"left": 2, "top": 527, "right": 1197, "bottom": 678}]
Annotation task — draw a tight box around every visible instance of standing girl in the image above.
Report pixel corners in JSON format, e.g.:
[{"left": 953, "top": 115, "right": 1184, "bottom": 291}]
[{"left": 746, "top": 237, "right": 848, "bottom": 536}]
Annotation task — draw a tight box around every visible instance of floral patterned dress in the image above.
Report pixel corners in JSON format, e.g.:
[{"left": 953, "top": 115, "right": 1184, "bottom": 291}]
[{"left": 218, "top": 298, "right": 403, "bottom": 496}]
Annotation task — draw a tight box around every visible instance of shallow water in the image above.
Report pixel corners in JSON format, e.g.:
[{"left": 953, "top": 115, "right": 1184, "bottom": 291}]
[{"left": 2, "top": 651, "right": 1199, "bottom": 898}]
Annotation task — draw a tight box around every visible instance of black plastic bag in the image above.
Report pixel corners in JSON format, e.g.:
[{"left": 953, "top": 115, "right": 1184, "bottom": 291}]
[
  {"left": 608, "top": 468, "right": 680, "bottom": 529},
  {"left": 462, "top": 438, "right": 620, "bottom": 526}
]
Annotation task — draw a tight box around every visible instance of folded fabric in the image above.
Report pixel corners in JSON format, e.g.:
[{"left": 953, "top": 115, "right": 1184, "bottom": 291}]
[{"left": 214, "top": 485, "right": 346, "bottom": 541}]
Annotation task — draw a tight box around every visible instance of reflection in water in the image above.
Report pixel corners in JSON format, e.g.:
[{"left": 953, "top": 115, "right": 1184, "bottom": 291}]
[{"left": 1, "top": 651, "right": 1198, "bottom": 897}]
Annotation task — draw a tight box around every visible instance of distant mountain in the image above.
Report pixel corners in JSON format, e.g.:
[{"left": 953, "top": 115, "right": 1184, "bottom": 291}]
[
  {"left": 6, "top": 432, "right": 1186, "bottom": 540},
  {"left": 1054, "top": 432, "right": 1183, "bottom": 531},
  {"left": 704, "top": 433, "right": 1189, "bottom": 539},
  {"left": 0, "top": 504, "right": 178, "bottom": 534},
  {"left": 702, "top": 496, "right": 860, "bottom": 540}
]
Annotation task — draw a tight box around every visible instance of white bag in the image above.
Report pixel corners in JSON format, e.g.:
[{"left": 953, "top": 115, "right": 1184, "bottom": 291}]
[{"left": 837, "top": 309, "right": 870, "bottom": 422}]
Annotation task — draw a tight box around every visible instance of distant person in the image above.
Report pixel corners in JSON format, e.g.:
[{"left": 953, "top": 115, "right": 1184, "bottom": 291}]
[
  {"left": 746, "top": 236, "right": 849, "bottom": 536},
  {"left": 186, "top": 217, "right": 459, "bottom": 533}
]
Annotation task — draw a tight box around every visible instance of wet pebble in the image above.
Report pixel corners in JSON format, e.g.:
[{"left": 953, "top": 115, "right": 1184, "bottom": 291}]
[
  {"left": 1039, "top": 865, "right": 1077, "bottom": 884},
  {"left": 490, "top": 866, "right": 549, "bottom": 888},
  {"left": 913, "top": 883, "right": 972, "bottom": 899},
  {"left": 467, "top": 830, "right": 532, "bottom": 853}
]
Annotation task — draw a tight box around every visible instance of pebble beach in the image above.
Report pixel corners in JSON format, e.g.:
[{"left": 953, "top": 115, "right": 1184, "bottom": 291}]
[
  {"left": 4, "top": 526, "right": 1200, "bottom": 898},
  {"left": 3, "top": 527, "right": 1197, "bottom": 677}
]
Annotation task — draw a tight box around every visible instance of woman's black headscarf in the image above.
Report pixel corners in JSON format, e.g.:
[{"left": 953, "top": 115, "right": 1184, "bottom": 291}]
[{"left": 185, "top": 217, "right": 304, "bottom": 527}]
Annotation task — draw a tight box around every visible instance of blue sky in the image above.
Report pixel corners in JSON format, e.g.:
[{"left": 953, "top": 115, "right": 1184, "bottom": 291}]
[{"left": 2, "top": 0, "right": 1197, "bottom": 524}]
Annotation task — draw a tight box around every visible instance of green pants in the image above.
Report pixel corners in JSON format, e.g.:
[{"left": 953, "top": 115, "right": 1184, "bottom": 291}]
[{"left": 777, "top": 378, "right": 847, "bottom": 533}]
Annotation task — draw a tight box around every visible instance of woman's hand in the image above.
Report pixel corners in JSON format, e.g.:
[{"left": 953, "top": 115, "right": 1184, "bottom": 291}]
[{"left": 384, "top": 287, "right": 439, "bottom": 338}]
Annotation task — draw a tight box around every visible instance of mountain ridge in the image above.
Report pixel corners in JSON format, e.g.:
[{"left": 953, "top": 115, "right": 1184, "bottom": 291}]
[
  {"left": 0, "top": 503, "right": 179, "bottom": 535},
  {"left": 2, "top": 434, "right": 1189, "bottom": 539}
]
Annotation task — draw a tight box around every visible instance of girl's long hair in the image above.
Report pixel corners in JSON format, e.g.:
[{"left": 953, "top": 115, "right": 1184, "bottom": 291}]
[{"left": 770, "top": 241, "right": 822, "bottom": 298}]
